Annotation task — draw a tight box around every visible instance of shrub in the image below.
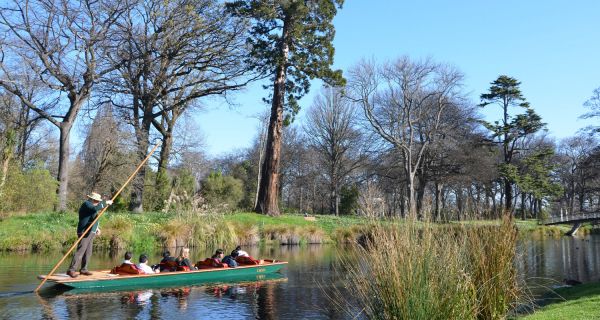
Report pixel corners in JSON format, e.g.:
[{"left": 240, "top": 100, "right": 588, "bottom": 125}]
[
  {"left": 200, "top": 171, "right": 243, "bottom": 211},
  {"left": 339, "top": 185, "right": 359, "bottom": 215},
  {"left": 0, "top": 163, "right": 57, "bottom": 212}
]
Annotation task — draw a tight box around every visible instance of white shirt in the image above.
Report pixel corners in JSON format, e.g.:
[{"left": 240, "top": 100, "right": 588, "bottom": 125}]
[
  {"left": 237, "top": 250, "right": 249, "bottom": 257},
  {"left": 138, "top": 262, "right": 155, "bottom": 274}
]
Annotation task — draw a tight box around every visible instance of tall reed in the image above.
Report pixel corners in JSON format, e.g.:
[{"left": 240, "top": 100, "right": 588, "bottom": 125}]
[{"left": 337, "top": 215, "right": 521, "bottom": 320}]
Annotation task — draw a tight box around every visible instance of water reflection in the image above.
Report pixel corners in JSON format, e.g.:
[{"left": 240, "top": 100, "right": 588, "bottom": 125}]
[{"left": 519, "top": 235, "right": 600, "bottom": 294}]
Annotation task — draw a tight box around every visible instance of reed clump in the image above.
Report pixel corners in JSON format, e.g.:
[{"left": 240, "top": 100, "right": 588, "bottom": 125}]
[
  {"left": 337, "top": 215, "right": 521, "bottom": 320},
  {"left": 302, "top": 226, "right": 325, "bottom": 244},
  {"left": 155, "top": 217, "right": 192, "bottom": 248},
  {"left": 98, "top": 215, "right": 135, "bottom": 250}
]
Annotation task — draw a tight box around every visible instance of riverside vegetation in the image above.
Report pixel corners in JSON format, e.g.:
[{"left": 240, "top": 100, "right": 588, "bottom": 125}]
[
  {"left": 0, "top": 211, "right": 577, "bottom": 253},
  {"left": 334, "top": 216, "right": 522, "bottom": 320},
  {"left": 0, "top": 211, "right": 369, "bottom": 252}
]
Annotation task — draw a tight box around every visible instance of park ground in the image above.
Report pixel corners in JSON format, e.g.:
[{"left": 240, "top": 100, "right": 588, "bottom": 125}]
[{"left": 519, "top": 282, "right": 600, "bottom": 320}]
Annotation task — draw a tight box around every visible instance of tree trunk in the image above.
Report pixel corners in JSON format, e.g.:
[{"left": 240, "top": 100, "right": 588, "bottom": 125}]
[
  {"left": 254, "top": 17, "right": 290, "bottom": 216},
  {"left": 399, "top": 185, "right": 405, "bottom": 218},
  {"left": 157, "top": 130, "right": 173, "bottom": 177},
  {"left": 254, "top": 119, "right": 268, "bottom": 209},
  {"left": 503, "top": 177, "right": 512, "bottom": 213},
  {"left": 416, "top": 176, "right": 426, "bottom": 216},
  {"left": 330, "top": 165, "right": 339, "bottom": 216},
  {"left": 155, "top": 130, "right": 173, "bottom": 210},
  {"left": 405, "top": 164, "right": 417, "bottom": 218},
  {"left": 56, "top": 123, "right": 72, "bottom": 212},
  {"left": 0, "top": 129, "right": 16, "bottom": 200},
  {"left": 521, "top": 191, "right": 526, "bottom": 220},
  {"left": 456, "top": 188, "right": 464, "bottom": 221},
  {"left": 569, "top": 178, "right": 575, "bottom": 215},
  {"left": 434, "top": 181, "right": 443, "bottom": 222},
  {"left": 130, "top": 119, "right": 151, "bottom": 213},
  {"left": 491, "top": 185, "right": 497, "bottom": 218},
  {"left": 16, "top": 104, "right": 30, "bottom": 166}
]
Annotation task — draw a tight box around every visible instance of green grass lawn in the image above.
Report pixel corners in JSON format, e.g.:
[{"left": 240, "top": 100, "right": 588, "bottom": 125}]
[
  {"left": 222, "top": 212, "right": 365, "bottom": 232},
  {"left": 520, "top": 283, "right": 600, "bottom": 320}
]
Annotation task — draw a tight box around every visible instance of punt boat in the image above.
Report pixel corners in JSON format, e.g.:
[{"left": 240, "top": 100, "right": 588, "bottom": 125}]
[{"left": 38, "top": 260, "right": 287, "bottom": 290}]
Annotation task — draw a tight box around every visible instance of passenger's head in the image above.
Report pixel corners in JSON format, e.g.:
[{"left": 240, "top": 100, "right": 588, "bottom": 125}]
[
  {"left": 231, "top": 250, "right": 239, "bottom": 258},
  {"left": 163, "top": 250, "right": 171, "bottom": 258},
  {"left": 235, "top": 245, "right": 242, "bottom": 251},
  {"left": 139, "top": 254, "right": 148, "bottom": 264},
  {"left": 215, "top": 249, "right": 224, "bottom": 258},
  {"left": 179, "top": 247, "right": 190, "bottom": 258},
  {"left": 124, "top": 251, "right": 133, "bottom": 260}
]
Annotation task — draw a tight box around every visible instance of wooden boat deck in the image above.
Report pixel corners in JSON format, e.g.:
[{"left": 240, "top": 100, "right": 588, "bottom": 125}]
[{"left": 40, "top": 270, "right": 124, "bottom": 283}]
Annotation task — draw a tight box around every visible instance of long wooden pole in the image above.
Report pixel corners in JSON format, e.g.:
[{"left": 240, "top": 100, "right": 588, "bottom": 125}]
[{"left": 35, "top": 142, "right": 160, "bottom": 293}]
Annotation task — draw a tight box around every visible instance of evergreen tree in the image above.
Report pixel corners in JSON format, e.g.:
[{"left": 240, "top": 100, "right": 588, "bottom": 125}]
[
  {"left": 227, "top": 0, "right": 345, "bottom": 215},
  {"left": 516, "top": 148, "right": 562, "bottom": 219},
  {"left": 479, "top": 75, "right": 545, "bottom": 213}
]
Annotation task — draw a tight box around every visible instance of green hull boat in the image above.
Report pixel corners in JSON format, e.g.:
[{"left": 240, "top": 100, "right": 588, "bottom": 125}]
[{"left": 38, "top": 261, "right": 287, "bottom": 290}]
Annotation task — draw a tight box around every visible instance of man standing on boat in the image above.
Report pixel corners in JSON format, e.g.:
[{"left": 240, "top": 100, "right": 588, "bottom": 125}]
[{"left": 66, "top": 192, "right": 112, "bottom": 278}]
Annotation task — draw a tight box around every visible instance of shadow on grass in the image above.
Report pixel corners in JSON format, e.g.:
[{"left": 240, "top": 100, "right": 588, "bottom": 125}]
[
  {"left": 516, "top": 282, "right": 600, "bottom": 319},
  {"left": 537, "top": 282, "right": 600, "bottom": 307}
]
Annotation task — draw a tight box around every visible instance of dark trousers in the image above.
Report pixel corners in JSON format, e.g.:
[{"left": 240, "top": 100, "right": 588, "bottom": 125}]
[{"left": 68, "top": 233, "right": 95, "bottom": 272}]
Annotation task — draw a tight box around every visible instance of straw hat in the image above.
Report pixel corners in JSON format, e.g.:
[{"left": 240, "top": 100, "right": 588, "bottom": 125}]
[{"left": 87, "top": 192, "right": 102, "bottom": 202}]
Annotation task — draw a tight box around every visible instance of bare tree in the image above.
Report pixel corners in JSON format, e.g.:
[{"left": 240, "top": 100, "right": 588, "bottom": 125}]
[
  {"left": 81, "top": 105, "right": 134, "bottom": 192},
  {"left": 558, "top": 135, "right": 598, "bottom": 214},
  {"left": 582, "top": 87, "right": 600, "bottom": 134},
  {"left": 0, "top": 0, "right": 127, "bottom": 210},
  {"left": 347, "top": 57, "right": 464, "bottom": 218},
  {"left": 105, "top": 0, "right": 254, "bottom": 212},
  {"left": 304, "top": 86, "right": 363, "bottom": 215}
]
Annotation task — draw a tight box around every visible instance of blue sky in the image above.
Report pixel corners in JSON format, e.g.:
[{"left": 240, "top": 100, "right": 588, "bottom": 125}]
[{"left": 194, "top": 0, "right": 600, "bottom": 156}]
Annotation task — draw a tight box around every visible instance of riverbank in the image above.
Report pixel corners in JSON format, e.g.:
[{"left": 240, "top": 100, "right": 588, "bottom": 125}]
[
  {"left": 0, "top": 211, "right": 369, "bottom": 252},
  {"left": 520, "top": 282, "right": 600, "bottom": 319},
  {"left": 0, "top": 211, "right": 587, "bottom": 252}
]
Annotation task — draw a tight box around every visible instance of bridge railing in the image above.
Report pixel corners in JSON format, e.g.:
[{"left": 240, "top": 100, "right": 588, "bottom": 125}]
[{"left": 542, "top": 212, "right": 600, "bottom": 225}]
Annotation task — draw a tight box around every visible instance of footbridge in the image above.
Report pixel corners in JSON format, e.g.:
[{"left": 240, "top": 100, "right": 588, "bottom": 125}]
[
  {"left": 542, "top": 213, "right": 600, "bottom": 226},
  {"left": 541, "top": 212, "right": 600, "bottom": 236}
]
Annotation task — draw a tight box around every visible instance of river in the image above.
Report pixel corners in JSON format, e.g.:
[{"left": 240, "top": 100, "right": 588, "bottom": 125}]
[{"left": 1, "top": 235, "right": 600, "bottom": 319}]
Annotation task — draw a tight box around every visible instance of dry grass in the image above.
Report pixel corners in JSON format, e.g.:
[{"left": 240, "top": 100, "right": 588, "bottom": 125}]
[{"left": 336, "top": 215, "right": 522, "bottom": 320}]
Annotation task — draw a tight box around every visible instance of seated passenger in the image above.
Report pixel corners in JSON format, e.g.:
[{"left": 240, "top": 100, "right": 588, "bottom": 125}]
[
  {"left": 123, "top": 251, "right": 134, "bottom": 264},
  {"left": 176, "top": 247, "right": 197, "bottom": 271},
  {"left": 110, "top": 251, "right": 142, "bottom": 275},
  {"left": 233, "top": 245, "right": 249, "bottom": 257},
  {"left": 137, "top": 254, "right": 157, "bottom": 274},
  {"left": 222, "top": 253, "right": 238, "bottom": 268},
  {"left": 159, "top": 251, "right": 178, "bottom": 272},
  {"left": 211, "top": 249, "right": 224, "bottom": 263}
]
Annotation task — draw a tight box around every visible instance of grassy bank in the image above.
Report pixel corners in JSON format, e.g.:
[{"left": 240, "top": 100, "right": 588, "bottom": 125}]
[
  {"left": 456, "top": 219, "right": 589, "bottom": 238},
  {"left": 520, "top": 283, "right": 600, "bottom": 320},
  {"left": 0, "top": 211, "right": 586, "bottom": 253},
  {"left": 0, "top": 211, "right": 370, "bottom": 252}
]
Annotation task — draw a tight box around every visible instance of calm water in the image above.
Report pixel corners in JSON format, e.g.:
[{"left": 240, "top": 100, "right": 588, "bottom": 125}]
[
  {"left": 1, "top": 235, "right": 600, "bottom": 319},
  {"left": 519, "top": 234, "right": 600, "bottom": 292}
]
